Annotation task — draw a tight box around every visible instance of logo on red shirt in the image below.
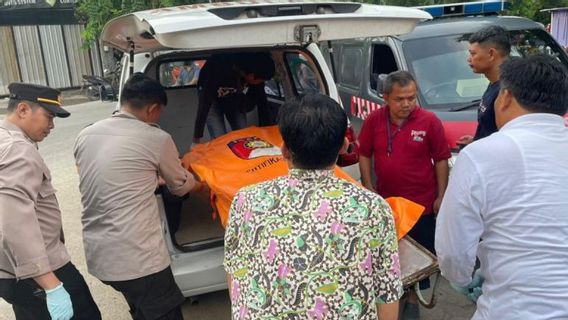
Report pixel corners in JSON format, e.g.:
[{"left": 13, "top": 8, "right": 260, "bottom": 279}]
[{"left": 411, "top": 130, "right": 426, "bottom": 142}]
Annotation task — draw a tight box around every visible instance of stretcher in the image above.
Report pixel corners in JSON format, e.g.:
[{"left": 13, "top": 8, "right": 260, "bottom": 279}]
[
  {"left": 182, "top": 125, "right": 439, "bottom": 306},
  {"left": 399, "top": 236, "right": 440, "bottom": 308}
]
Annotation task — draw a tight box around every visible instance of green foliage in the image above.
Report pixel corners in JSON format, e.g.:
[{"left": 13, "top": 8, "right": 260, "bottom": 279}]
[
  {"left": 76, "top": 0, "right": 205, "bottom": 47},
  {"left": 509, "top": 0, "right": 568, "bottom": 24}
]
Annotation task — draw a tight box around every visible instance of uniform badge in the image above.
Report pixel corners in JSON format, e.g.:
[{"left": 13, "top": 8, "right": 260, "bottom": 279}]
[{"left": 228, "top": 136, "right": 281, "bottom": 160}]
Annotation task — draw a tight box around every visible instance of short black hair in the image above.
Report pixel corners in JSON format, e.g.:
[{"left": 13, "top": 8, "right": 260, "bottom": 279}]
[
  {"left": 121, "top": 73, "right": 167, "bottom": 109},
  {"left": 469, "top": 25, "right": 511, "bottom": 56},
  {"left": 237, "top": 52, "right": 275, "bottom": 80},
  {"left": 383, "top": 71, "right": 416, "bottom": 94},
  {"left": 278, "top": 93, "right": 347, "bottom": 169},
  {"left": 7, "top": 99, "right": 38, "bottom": 113},
  {"left": 7, "top": 99, "right": 20, "bottom": 112},
  {"left": 500, "top": 55, "right": 568, "bottom": 115}
]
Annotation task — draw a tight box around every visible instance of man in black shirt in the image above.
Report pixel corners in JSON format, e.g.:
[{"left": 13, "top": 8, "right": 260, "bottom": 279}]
[
  {"left": 457, "top": 26, "right": 510, "bottom": 146},
  {"left": 193, "top": 52, "right": 275, "bottom": 143}
]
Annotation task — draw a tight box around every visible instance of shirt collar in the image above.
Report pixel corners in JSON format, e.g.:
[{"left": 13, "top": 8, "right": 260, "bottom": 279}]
[
  {"left": 289, "top": 168, "right": 334, "bottom": 181},
  {"left": 113, "top": 111, "right": 160, "bottom": 128},
  {"left": 384, "top": 105, "right": 420, "bottom": 123},
  {"left": 500, "top": 113, "right": 565, "bottom": 131},
  {"left": 113, "top": 110, "right": 137, "bottom": 119},
  {"left": 0, "top": 120, "right": 38, "bottom": 147},
  {"left": 0, "top": 119, "right": 21, "bottom": 132}
]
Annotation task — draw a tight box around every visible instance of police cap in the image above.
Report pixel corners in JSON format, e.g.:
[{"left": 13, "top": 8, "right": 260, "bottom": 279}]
[{"left": 8, "top": 83, "right": 70, "bottom": 118}]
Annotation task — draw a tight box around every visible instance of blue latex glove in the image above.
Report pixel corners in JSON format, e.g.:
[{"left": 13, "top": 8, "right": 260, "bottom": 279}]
[
  {"left": 450, "top": 269, "right": 484, "bottom": 302},
  {"left": 45, "top": 283, "right": 74, "bottom": 320}
]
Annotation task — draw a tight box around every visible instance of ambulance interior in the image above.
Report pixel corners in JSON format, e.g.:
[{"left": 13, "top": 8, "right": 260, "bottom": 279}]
[{"left": 141, "top": 48, "right": 328, "bottom": 251}]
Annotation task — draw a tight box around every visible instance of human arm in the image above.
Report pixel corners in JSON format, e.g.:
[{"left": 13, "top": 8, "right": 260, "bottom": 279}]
[
  {"left": 435, "top": 152, "right": 484, "bottom": 287},
  {"left": 358, "top": 114, "right": 377, "bottom": 192},
  {"left": 449, "top": 269, "right": 484, "bottom": 302},
  {"left": 158, "top": 137, "right": 198, "bottom": 197},
  {"left": 0, "top": 146, "right": 54, "bottom": 279},
  {"left": 226, "top": 274, "right": 233, "bottom": 301},
  {"left": 433, "top": 159, "right": 449, "bottom": 214},
  {"left": 33, "top": 272, "right": 74, "bottom": 320},
  {"left": 456, "top": 135, "right": 473, "bottom": 146},
  {"left": 377, "top": 301, "right": 399, "bottom": 320},
  {"left": 359, "top": 155, "right": 375, "bottom": 192},
  {"left": 428, "top": 116, "right": 451, "bottom": 214},
  {"left": 1, "top": 145, "right": 73, "bottom": 319},
  {"left": 33, "top": 272, "right": 61, "bottom": 290}
]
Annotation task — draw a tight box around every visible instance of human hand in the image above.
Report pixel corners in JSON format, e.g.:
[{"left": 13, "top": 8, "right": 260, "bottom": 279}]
[
  {"left": 450, "top": 269, "right": 484, "bottom": 302},
  {"left": 362, "top": 182, "right": 376, "bottom": 193},
  {"left": 456, "top": 135, "right": 473, "bottom": 146},
  {"left": 45, "top": 283, "right": 74, "bottom": 320}
]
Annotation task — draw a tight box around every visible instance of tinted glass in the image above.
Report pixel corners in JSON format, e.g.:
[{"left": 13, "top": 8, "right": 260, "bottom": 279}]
[
  {"left": 285, "top": 52, "right": 321, "bottom": 94},
  {"left": 158, "top": 60, "right": 206, "bottom": 88},
  {"left": 338, "top": 46, "right": 363, "bottom": 88},
  {"left": 403, "top": 29, "right": 568, "bottom": 109}
]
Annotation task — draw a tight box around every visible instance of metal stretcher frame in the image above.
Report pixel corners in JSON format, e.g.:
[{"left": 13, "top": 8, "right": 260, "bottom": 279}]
[{"left": 399, "top": 236, "right": 440, "bottom": 308}]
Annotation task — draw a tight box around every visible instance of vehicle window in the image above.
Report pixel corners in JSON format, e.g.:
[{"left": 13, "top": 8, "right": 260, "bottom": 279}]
[
  {"left": 403, "top": 29, "right": 568, "bottom": 109},
  {"left": 370, "top": 44, "right": 398, "bottom": 91},
  {"left": 264, "top": 78, "right": 285, "bottom": 98},
  {"left": 338, "top": 46, "right": 363, "bottom": 88},
  {"left": 158, "top": 60, "right": 205, "bottom": 88},
  {"left": 509, "top": 29, "right": 566, "bottom": 58},
  {"left": 285, "top": 52, "right": 321, "bottom": 95}
]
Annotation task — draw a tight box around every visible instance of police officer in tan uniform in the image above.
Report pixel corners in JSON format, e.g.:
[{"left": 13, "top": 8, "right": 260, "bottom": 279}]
[
  {"left": 74, "top": 74, "right": 209, "bottom": 320},
  {"left": 0, "top": 83, "right": 101, "bottom": 319}
]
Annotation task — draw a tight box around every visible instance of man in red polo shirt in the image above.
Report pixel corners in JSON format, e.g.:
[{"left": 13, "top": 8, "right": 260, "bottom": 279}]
[{"left": 358, "top": 71, "right": 450, "bottom": 319}]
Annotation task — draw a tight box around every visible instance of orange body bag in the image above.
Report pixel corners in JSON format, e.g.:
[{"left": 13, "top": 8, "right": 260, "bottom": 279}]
[{"left": 181, "top": 126, "right": 423, "bottom": 239}]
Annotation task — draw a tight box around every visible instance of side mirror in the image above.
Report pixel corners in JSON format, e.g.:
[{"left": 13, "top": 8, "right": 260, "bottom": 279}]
[{"left": 376, "top": 73, "right": 388, "bottom": 97}]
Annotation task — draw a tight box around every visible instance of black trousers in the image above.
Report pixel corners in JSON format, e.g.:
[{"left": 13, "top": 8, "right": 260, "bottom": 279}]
[
  {"left": 103, "top": 266, "right": 184, "bottom": 320},
  {"left": 407, "top": 214, "right": 436, "bottom": 290},
  {"left": 0, "top": 262, "right": 101, "bottom": 320}
]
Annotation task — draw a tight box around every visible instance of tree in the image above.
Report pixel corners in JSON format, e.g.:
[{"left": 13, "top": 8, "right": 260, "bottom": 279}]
[
  {"left": 76, "top": 0, "right": 204, "bottom": 46},
  {"left": 509, "top": 0, "right": 568, "bottom": 24}
]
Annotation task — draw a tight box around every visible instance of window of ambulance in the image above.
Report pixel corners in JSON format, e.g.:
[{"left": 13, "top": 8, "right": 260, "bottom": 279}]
[
  {"left": 286, "top": 52, "right": 322, "bottom": 95},
  {"left": 265, "top": 51, "right": 324, "bottom": 98},
  {"left": 402, "top": 29, "right": 568, "bottom": 111},
  {"left": 158, "top": 59, "right": 206, "bottom": 88},
  {"left": 337, "top": 45, "right": 364, "bottom": 89}
]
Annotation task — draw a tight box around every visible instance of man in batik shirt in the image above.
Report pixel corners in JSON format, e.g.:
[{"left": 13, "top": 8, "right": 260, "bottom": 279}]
[{"left": 224, "top": 93, "right": 402, "bottom": 320}]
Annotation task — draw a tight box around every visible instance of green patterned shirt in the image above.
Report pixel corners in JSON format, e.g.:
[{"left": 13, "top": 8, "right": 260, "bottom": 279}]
[{"left": 224, "top": 168, "right": 403, "bottom": 319}]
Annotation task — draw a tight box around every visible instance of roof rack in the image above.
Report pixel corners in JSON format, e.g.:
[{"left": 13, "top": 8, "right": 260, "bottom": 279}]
[{"left": 414, "top": 0, "right": 511, "bottom": 18}]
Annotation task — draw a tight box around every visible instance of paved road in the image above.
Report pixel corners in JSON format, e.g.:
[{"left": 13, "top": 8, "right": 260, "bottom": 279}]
[{"left": 0, "top": 101, "right": 476, "bottom": 319}]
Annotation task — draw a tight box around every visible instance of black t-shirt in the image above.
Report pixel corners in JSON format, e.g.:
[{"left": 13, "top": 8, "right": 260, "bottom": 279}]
[
  {"left": 473, "top": 81, "right": 500, "bottom": 141},
  {"left": 193, "top": 54, "right": 268, "bottom": 139}
]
